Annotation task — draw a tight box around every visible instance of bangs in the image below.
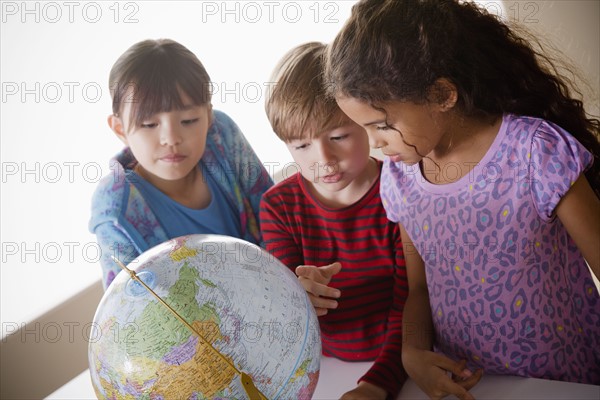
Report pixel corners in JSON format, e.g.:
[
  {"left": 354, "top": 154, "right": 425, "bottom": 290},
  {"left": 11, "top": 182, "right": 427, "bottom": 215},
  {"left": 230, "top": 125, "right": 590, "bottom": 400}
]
[
  {"left": 270, "top": 87, "right": 348, "bottom": 142},
  {"left": 127, "top": 82, "right": 206, "bottom": 129},
  {"left": 110, "top": 39, "right": 211, "bottom": 130},
  {"left": 286, "top": 106, "right": 350, "bottom": 142},
  {"left": 266, "top": 42, "right": 350, "bottom": 142}
]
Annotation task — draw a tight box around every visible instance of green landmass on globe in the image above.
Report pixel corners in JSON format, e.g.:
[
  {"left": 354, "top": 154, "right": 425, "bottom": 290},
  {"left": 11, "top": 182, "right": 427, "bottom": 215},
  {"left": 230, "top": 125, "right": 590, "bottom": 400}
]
[{"left": 88, "top": 234, "right": 321, "bottom": 399}]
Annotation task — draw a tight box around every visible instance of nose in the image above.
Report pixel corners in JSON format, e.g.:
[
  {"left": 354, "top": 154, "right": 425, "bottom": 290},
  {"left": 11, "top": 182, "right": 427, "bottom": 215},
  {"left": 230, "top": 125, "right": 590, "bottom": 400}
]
[
  {"left": 159, "top": 123, "right": 183, "bottom": 146},
  {"left": 368, "top": 133, "right": 386, "bottom": 150},
  {"left": 316, "top": 143, "right": 338, "bottom": 173}
]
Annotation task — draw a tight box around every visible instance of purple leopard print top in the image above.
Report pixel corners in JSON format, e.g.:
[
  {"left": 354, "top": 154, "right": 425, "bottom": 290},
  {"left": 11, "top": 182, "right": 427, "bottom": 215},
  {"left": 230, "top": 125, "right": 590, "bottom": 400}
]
[{"left": 381, "top": 114, "right": 599, "bottom": 383}]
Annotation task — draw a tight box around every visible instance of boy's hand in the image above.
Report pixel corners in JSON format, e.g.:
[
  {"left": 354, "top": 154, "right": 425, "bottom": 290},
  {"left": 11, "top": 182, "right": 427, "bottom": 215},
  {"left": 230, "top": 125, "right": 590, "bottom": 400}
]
[
  {"left": 340, "top": 381, "right": 387, "bottom": 400},
  {"left": 295, "top": 262, "right": 342, "bottom": 316},
  {"left": 402, "top": 346, "right": 483, "bottom": 400}
]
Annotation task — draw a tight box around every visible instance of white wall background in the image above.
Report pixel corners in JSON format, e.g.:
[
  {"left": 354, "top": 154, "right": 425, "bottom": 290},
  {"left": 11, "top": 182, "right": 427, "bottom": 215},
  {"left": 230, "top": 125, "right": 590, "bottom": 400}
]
[
  {"left": 1, "top": 0, "right": 598, "bottom": 336},
  {"left": 1, "top": 0, "right": 358, "bottom": 331}
]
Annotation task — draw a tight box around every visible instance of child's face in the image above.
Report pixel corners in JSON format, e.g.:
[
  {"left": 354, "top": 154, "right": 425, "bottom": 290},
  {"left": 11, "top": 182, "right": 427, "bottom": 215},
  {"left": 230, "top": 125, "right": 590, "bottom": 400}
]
[
  {"left": 286, "top": 119, "right": 372, "bottom": 200},
  {"left": 110, "top": 91, "right": 212, "bottom": 183},
  {"left": 336, "top": 97, "right": 450, "bottom": 166}
]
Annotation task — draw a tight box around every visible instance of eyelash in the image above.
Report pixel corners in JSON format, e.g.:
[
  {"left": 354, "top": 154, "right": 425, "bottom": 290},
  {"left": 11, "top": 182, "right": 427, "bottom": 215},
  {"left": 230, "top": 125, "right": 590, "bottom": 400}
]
[
  {"left": 182, "top": 118, "right": 199, "bottom": 125},
  {"left": 140, "top": 118, "right": 199, "bottom": 129},
  {"left": 292, "top": 134, "right": 349, "bottom": 150},
  {"left": 331, "top": 134, "right": 349, "bottom": 141},
  {"left": 376, "top": 125, "right": 391, "bottom": 131}
]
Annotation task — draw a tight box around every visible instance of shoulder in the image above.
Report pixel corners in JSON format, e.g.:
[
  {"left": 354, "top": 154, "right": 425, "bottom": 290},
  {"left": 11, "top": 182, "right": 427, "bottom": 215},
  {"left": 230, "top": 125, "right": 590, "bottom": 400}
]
[
  {"left": 89, "top": 155, "right": 130, "bottom": 232},
  {"left": 212, "top": 109, "right": 237, "bottom": 129},
  {"left": 503, "top": 113, "right": 543, "bottom": 134},
  {"left": 505, "top": 114, "right": 593, "bottom": 166},
  {"left": 379, "top": 158, "right": 422, "bottom": 223},
  {"left": 507, "top": 114, "right": 594, "bottom": 218},
  {"left": 205, "top": 109, "right": 254, "bottom": 164},
  {"left": 504, "top": 113, "right": 585, "bottom": 149},
  {"left": 535, "top": 119, "right": 592, "bottom": 162},
  {"left": 381, "top": 157, "right": 419, "bottom": 190},
  {"left": 262, "top": 173, "right": 302, "bottom": 201},
  {"left": 207, "top": 110, "right": 242, "bottom": 142}
]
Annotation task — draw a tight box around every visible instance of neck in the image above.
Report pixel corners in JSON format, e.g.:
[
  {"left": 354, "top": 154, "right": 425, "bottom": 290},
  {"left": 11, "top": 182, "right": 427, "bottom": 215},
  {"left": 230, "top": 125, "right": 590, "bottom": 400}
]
[
  {"left": 423, "top": 113, "right": 502, "bottom": 184},
  {"left": 135, "top": 164, "right": 209, "bottom": 209},
  {"left": 433, "top": 113, "right": 501, "bottom": 160}
]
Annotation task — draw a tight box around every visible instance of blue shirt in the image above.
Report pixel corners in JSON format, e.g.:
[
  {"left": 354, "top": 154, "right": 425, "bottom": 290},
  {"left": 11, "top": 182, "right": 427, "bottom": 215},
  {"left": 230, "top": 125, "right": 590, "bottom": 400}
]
[{"left": 126, "top": 162, "right": 242, "bottom": 240}]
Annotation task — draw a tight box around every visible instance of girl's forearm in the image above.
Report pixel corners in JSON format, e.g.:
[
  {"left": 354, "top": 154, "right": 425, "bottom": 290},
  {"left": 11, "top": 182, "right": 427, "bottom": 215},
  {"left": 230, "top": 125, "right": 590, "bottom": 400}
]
[{"left": 402, "top": 289, "right": 434, "bottom": 351}]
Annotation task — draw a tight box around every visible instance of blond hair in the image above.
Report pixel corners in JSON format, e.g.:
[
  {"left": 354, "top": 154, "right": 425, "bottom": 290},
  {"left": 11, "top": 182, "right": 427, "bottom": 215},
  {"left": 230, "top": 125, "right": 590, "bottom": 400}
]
[{"left": 265, "top": 42, "right": 348, "bottom": 142}]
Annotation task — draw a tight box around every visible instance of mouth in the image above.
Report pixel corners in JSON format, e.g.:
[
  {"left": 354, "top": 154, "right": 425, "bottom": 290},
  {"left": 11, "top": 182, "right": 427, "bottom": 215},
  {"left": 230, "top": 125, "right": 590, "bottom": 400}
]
[
  {"left": 160, "top": 154, "right": 187, "bottom": 163},
  {"left": 321, "top": 172, "right": 343, "bottom": 183}
]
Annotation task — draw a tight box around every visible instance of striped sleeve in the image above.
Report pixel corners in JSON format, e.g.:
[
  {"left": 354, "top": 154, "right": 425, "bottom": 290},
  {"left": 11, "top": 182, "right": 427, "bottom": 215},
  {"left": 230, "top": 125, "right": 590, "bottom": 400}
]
[
  {"left": 259, "top": 178, "right": 304, "bottom": 269},
  {"left": 358, "top": 226, "right": 408, "bottom": 396}
]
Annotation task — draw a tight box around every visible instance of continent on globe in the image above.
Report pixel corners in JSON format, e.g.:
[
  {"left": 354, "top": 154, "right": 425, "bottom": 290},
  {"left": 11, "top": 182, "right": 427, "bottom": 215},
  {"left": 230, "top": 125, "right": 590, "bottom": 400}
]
[{"left": 89, "top": 234, "right": 321, "bottom": 399}]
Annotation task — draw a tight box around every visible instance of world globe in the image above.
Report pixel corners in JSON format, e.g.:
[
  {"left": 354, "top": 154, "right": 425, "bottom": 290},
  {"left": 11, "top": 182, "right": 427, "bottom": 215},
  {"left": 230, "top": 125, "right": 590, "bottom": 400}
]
[{"left": 88, "top": 234, "right": 321, "bottom": 399}]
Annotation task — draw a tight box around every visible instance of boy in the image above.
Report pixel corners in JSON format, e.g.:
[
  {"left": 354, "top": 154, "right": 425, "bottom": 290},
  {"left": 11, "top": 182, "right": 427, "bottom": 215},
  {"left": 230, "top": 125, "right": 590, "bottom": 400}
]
[{"left": 259, "top": 42, "right": 408, "bottom": 399}]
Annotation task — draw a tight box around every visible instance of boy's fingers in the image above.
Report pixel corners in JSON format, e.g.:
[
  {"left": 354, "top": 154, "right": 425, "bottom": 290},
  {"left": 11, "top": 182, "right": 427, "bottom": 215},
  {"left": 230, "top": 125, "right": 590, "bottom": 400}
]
[
  {"left": 296, "top": 263, "right": 342, "bottom": 312},
  {"left": 296, "top": 263, "right": 342, "bottom": 282},
  {"left": 309, "top": 294, "right": 338, "bottom": 310},
  {"left": 294, "top": 265, "right": 313, "bottom": 277},
  {"left": 307, "top": 292, "right": 337, "bottom": 315},
  {"left": 314, "top": 307, "right": 328, "bottom": 316},
  {"left": 298, "top": 276, "right": 341, "bottom": 298},
  {"left": 321, "top": 262, "right": 342, "bottom": 278},
  {"left": 295, "top": 265, "right": 324, "bottom": 282}
]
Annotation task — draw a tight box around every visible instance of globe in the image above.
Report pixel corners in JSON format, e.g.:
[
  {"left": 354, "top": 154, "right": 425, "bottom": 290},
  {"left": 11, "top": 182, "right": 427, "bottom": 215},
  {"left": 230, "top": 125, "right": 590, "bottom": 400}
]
[{"left": 88, "top": 234, "right": 321, "bottom": 399}]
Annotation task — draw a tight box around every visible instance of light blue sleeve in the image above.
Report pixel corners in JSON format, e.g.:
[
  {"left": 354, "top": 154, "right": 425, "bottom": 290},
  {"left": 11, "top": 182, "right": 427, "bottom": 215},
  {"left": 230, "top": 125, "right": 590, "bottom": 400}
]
[
  {"left": 232, "top": 121, "right": 274, "bottom": 225},
  {"left": 212, "top": 111, "right": 274, "bottom": 245},
  {"left": 94, "top": 222, "right": 141, "bottom": 290}
]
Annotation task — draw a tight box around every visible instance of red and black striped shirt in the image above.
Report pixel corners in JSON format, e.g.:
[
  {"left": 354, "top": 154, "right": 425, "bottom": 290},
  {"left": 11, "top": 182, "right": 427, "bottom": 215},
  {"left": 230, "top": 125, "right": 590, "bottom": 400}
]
[{"left": 259, "top": 162, "right": 408, "bottom": 396}]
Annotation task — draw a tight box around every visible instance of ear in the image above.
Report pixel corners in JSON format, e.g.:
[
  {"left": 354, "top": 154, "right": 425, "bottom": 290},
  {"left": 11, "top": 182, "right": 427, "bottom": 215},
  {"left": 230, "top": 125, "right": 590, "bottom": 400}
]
[
  {"left": 428, "top": 78, "right": 458, "bottom": 111},
  {"left": 108, "top": 114, "right": 128, "bottom": 145}
]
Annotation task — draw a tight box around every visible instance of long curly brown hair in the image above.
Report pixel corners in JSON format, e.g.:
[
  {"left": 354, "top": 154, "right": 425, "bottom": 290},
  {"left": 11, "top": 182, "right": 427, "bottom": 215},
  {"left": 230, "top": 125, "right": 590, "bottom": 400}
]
[{"left": 326, "top": 0, "right": 600, "bottom": 196}]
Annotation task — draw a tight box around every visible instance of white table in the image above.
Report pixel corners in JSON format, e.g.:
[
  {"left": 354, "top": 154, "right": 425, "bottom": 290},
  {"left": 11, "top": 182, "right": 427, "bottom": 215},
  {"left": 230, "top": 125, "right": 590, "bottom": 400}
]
[
  {"left": 314, "top": 357, "right": 600, "bottom": 399},
  {"left": 48, "top": 357, "right": 600, "bottom": 400}
]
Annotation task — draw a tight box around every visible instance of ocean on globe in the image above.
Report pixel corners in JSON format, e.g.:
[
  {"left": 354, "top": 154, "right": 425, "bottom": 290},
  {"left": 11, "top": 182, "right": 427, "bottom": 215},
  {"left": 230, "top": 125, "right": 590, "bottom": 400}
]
[{"left": 88, "top": 234, "right": 321, "bottom": 399}]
